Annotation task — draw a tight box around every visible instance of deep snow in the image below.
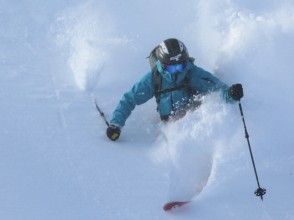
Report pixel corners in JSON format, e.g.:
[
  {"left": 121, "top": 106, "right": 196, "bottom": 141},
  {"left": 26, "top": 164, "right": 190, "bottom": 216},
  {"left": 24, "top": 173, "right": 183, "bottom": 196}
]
[{"left": 1, "top": 0, "right": 294, "bottom": 219}]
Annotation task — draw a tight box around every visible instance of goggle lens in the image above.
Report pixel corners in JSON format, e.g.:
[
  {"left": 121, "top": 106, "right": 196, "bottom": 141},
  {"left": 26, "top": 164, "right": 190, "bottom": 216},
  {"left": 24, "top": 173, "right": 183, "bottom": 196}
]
[{"left": 165, "top": 63, "right": 186, "bottom": 74}]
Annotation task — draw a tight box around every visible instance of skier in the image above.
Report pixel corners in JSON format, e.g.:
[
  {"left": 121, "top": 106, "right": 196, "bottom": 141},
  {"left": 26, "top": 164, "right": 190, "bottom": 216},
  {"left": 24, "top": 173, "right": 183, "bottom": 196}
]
[{"left": 106, "top": 38, "right": 243, "bottom": 141}]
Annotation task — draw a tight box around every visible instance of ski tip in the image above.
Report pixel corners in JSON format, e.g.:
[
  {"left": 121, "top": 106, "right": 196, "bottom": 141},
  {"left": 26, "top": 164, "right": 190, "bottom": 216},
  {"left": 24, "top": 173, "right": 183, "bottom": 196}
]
[{"left": 163, "top": 201, "right": 190, "bottom": 211}]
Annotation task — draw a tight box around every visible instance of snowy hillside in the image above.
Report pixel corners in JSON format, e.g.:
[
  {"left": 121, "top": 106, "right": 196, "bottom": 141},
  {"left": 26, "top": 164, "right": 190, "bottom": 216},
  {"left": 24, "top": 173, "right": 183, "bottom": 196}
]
[{"left": 1, "top": 0, "right": 294, "bottom": 219}]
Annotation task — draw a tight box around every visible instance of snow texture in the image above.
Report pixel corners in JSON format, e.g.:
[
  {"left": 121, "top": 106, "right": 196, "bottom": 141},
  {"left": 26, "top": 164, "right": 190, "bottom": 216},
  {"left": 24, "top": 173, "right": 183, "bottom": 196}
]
[{"left": 1, "top": 0, "right": 294, "bottom": 219}]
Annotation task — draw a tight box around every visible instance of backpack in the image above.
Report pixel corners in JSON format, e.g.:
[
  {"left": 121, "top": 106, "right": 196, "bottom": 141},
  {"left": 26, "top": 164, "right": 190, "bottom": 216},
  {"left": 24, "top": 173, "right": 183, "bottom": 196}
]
[{"left": 148, "top": 47, "right": 196, "bottom": 104}]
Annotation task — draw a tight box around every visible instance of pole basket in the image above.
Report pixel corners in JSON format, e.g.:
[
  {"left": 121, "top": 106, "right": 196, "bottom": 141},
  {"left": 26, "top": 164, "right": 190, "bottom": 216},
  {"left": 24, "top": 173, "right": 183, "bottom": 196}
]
[{"left": 255, "top": 187, "right": 266, "bottom": 200}]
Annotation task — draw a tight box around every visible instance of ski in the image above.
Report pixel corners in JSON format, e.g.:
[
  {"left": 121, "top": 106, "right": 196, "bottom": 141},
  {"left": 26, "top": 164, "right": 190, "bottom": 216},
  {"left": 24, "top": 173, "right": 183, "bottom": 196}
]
[{"left": 163, "top": 201, "right": 190, "bottom": 211}]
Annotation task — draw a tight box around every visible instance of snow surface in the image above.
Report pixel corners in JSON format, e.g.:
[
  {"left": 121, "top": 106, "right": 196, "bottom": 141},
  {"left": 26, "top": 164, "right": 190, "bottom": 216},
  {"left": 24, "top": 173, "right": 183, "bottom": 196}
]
[{"left": 1, "top": 0, "right": 294, "bottom": 219}]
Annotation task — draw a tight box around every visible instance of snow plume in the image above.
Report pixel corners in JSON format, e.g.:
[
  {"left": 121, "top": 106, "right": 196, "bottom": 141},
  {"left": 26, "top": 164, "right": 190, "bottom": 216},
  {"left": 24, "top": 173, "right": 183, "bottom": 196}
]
[
  {"left": 153, "top": 94, "right": 236, "bottom": 201},
  {"left": 187, "top": 0, "right": 294, "bottom": 75},
  {"left": 52, "top": 1, "right": 129, "bottom": 91},
  {"left": 187, "top": 0, "right": 294, "bottom": 159},
  {"left": 182, "top": 1, "right": 294, "bottom": 211}
]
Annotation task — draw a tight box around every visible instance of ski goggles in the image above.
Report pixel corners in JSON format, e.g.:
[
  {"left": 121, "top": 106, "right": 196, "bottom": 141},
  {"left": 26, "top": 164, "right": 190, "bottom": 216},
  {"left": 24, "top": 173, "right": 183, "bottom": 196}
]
[{"left": 164, "top": 63, "right": 186, "bottom": 74}]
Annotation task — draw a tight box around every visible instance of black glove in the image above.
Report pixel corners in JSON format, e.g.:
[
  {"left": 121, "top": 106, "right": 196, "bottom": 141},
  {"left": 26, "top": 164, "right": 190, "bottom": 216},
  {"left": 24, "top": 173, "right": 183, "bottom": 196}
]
[
  {"left": 229, "top": 83, "right": 244, "bottom": 101},
  {"left": 106, "top": 124, "right": 121, "bottom": 141}
]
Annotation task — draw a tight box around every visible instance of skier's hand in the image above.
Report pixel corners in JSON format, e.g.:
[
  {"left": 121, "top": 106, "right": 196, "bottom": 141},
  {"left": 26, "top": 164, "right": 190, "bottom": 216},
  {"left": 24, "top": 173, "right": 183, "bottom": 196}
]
[
  {"left": 106, "top": 124, "right": 121, "bottom": 141},
  {"left": 229, "top": 83, "right": 244, "bottom": 101}
]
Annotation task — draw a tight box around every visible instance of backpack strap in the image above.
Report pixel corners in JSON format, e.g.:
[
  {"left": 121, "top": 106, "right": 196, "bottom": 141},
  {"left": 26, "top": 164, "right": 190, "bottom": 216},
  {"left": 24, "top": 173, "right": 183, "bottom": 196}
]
[{"left": 152, "top": 68, "right": 162, "bottom": 104}]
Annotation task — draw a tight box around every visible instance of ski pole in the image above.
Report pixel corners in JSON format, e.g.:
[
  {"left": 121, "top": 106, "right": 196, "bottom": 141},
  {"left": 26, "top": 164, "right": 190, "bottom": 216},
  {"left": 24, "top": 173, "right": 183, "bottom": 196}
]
[
  {"left": 94, "top": 99, "right": 110, "bottom": 127},
  {"left": 238, "top": 101, "right": 266, "bottom": 201}
]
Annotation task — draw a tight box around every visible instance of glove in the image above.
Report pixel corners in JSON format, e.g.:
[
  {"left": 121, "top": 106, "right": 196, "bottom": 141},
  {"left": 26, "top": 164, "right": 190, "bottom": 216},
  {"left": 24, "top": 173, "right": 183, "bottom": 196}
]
[
  {"left": 106, "top": 124, "right": 121, "bottom": 141},
  {"left": 229, "top": 83, "right": 244, "bottom": 101}
]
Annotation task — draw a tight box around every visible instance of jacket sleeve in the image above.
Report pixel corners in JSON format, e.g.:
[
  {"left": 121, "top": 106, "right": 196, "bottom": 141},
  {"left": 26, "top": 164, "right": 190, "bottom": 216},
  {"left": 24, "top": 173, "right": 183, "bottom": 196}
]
[
  {"left": 190, "top": 66, "right": 235, "bottom": 103},
  {"left": 110, "top": 72, "right": 155, "bottom": 128}
]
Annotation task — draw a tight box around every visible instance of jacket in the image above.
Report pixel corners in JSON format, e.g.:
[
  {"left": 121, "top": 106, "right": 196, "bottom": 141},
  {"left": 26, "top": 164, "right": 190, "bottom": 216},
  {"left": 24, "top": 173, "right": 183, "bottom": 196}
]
[{"left": 110, "top": 60, "right": 234, "bottom": 128}]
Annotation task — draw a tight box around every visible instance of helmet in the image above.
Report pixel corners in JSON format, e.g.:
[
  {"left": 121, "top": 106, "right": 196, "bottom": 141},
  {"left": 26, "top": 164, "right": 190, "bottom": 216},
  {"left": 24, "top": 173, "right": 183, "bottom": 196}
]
[{"left": 155, "top": 38, "right": 189, "bottom": 65}]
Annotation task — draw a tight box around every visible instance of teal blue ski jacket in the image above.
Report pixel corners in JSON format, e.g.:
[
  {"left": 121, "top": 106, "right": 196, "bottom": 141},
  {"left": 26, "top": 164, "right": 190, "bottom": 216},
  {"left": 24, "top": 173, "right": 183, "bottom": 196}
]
[{"left": 110, "top": 60, "right": 234, "bottom": 128}]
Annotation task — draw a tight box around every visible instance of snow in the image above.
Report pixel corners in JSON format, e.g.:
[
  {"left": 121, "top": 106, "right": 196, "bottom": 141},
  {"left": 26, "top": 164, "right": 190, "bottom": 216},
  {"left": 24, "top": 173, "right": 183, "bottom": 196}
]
[{"left": 1, "top": 0, "right": 294, "bottom": 219}]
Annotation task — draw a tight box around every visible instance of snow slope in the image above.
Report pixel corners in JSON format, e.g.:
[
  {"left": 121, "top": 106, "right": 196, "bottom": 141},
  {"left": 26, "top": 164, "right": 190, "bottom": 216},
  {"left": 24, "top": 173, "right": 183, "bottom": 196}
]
[{"left": 1, "top": 0, "right": 294, "bottom": 219}]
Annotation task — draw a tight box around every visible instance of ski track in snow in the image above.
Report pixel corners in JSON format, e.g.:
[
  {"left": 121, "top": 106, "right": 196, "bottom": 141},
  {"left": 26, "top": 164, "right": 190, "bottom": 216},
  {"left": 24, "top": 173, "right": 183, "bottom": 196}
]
[{"left": 1, "top": 0, "right": 294, "bottom": 219}]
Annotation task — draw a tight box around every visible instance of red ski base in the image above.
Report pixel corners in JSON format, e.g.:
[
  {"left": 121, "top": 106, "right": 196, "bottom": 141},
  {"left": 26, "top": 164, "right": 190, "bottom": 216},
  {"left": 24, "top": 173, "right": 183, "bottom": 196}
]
[{"left": 163, "top": 201, "right": 190, "bottom": 211}]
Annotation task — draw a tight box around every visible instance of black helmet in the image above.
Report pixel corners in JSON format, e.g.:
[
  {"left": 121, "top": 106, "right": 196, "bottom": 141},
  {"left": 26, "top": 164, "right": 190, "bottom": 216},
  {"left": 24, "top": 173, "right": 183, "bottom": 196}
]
[{"left": 156, "top": 38, "right": 189, "bottom": 65}]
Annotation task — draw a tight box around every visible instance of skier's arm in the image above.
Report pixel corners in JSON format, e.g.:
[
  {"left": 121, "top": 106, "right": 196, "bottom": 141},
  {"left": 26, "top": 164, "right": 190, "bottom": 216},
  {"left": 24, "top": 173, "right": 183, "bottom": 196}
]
[
  {"left": 190, "top": 66, "right": 235, "bottom": 103},
  {"left": 110, "top": 72, "right": 155, "bottom": 128}
]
